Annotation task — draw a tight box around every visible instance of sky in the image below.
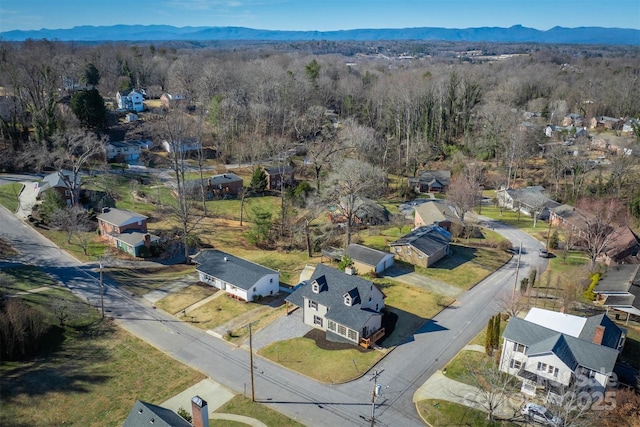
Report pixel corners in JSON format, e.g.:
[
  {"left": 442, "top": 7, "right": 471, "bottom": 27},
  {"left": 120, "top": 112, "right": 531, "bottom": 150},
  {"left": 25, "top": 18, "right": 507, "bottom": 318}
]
[{"left": 1, "top": 0, "right": 639, "bottom": 33}]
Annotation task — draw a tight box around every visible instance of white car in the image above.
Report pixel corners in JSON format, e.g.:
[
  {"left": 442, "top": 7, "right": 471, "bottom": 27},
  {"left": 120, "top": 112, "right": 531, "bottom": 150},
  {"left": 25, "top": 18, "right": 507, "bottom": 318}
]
[{"left": 521, "top": 403, "right": 562, "bottom": 426}]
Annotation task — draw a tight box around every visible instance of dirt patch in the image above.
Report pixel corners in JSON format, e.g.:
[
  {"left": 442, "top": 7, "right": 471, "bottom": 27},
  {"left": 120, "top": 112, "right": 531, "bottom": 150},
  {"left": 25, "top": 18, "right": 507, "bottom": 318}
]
[{"left": 0, "top": 237, "right": 17, "bottom": 258}]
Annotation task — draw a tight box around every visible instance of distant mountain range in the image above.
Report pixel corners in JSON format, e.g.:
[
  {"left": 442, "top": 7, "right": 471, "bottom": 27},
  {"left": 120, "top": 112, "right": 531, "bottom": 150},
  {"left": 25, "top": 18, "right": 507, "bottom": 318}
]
[{"left": 1, "top": 24, "right": 639, "bottom": 45}]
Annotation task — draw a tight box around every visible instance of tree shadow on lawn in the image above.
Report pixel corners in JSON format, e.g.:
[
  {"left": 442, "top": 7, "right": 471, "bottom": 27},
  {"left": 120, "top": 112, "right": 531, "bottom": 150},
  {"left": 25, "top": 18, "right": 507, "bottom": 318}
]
[
  {"left": 429, "top": 245, "right": 478, "bottom": 271},
  {"left": 0, "top": 321, "right": 113, "bottom": 402}
]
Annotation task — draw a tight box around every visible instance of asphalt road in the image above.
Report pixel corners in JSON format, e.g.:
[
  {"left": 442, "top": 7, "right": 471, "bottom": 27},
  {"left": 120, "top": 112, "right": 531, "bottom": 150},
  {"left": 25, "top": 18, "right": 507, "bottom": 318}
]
[{"left": 0, "top": 204, "right": 548, "bottom": 426}]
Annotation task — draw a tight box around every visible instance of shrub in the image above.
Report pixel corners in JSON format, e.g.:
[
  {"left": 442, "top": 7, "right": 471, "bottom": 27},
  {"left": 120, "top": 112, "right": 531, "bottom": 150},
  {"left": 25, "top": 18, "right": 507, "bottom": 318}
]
[
  {"left": 497, "top": 240, "right": 513, "bottom": 252},
  {"left": 177, "top": 407, "right": 192, "bottom": 423},
  {"left": 583, "top": 272, "right": 601, "bottom": 301}
]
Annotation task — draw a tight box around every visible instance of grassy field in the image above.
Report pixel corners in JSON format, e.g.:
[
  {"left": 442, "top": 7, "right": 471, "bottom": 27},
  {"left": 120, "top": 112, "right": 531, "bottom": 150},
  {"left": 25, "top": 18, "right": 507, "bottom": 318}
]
[
  {"left": 183, "top": 293, "right": 280, "bottom": 331},
  {"left": 104, "top": 264, "right": 196, "bottom": 296},
  {"left": 155, "top": 282, "right": 218, "bottom": 314},
  {"left": 0, "top": 182, "right": 23, "bottom": 212},
  {"left": 213, "top": 395, "right": 305, "bottom": 427},
  {"left": 37, "top": 228, "right": 109, "bottom": 262},
  {"left": 416, "top": 399, "right": 518, "bottom": 427},
  {"left": 477, "top": 205, "right": 551, "bottom": 242},
  {"left": 0, "top": 268, "right": 206, "bottom": 427},
  {"left": 415, "top": 244, "right": 512, "bottom": 290},
  {"left": 443, "top": 350, "right": 496, "bottom": 383}
]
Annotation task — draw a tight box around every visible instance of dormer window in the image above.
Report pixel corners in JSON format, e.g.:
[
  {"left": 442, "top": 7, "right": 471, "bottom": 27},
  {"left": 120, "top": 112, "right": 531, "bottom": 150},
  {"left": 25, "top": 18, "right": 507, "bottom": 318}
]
[
  {"left": 344, "top": 294, "right": 352, "bottom": 306},
  {"left": 312, "top": 281, "right": 320, "bottom": 293}
]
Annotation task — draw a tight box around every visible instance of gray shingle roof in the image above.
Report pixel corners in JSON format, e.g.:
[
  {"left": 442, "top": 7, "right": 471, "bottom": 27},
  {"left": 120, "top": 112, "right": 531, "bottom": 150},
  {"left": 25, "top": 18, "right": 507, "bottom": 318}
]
[
  {"left": 595, "top": 265, "right": 640, "bottom": 293},
  {"left": 414, "top": 200, "right": 463, "bottom": 227},
  {"left": 284, "top": 264, "right": 383, "bottom": 331},
  {"left": 97, "top": 207, "right": 147, "bottom": 227},
  {"left": 503, "top": 317, "right": 620, "bottom": 373},
  {"left": 345, "top": 244, "right": 390, "bottom": 267},
  {"left": 41, "top": 169, "right": 78, "bottom": 189},
  {"left": 210, "top": 172, "right": 242, "bottom": 186},
  {"left": 123, "top": 400, "right": 191, "bottom": 427},
  {"left": 113, "top": 231, "right": 159, "bottom": 247},
  {"left": 416, "top": 170, "right": 451, "bottom": 186},
  {"left": 390, "top": 225, "right": 451, "bottom": 257},
  {"left": 191, "top": 250, "right": 278, "bottom": 291},
  {"left": 578, "top": 313, "right": 625, "bottom": 350}
]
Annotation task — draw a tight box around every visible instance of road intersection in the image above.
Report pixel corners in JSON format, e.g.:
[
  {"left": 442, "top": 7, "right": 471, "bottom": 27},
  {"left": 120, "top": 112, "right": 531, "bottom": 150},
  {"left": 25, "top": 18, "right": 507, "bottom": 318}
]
[{"left": 0, "top": 201, "right": 548, "bottom": 426}]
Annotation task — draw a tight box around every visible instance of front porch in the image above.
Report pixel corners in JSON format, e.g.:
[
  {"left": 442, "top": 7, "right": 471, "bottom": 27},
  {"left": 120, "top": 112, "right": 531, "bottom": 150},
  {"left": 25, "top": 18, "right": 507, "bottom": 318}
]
[{"left": 359, "top": 327, "right": 385, "bottom": 349}]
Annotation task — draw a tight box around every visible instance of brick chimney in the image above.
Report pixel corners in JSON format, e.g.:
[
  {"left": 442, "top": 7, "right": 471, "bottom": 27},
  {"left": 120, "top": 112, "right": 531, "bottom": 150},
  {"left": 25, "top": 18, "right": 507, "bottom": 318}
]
[
  {"left": 593, "top": 325, "right": 605, "bottom": 345},
  {"left": 191, "top": 396, "right": 209, "bottom": 427}
]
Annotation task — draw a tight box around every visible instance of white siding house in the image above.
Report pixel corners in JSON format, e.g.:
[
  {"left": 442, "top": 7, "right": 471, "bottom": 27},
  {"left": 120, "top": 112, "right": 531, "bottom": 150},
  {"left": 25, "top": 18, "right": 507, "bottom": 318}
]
[
  {"left": 499, "top": 308, "right": 625, "bottom": 400},
  {"left": 191, "top": 250, "right": 279, "bottom": 302}
]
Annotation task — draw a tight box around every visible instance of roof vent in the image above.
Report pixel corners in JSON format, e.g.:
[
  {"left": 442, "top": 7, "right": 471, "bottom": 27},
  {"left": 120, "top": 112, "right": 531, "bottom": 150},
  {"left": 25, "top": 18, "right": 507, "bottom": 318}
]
[{"left": 223, "top": 256, "right": 228, "bottom": 262}]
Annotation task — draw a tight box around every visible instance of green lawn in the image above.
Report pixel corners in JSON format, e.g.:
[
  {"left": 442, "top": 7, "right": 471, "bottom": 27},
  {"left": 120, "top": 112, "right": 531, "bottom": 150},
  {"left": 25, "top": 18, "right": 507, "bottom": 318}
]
[
  {"left": 104, "top": 264, "right": 196, "bottom": 296},
  {"left": 477, "top": 205, "right": 550, "bottom": 241},
  {"left": 416, "top": 399, "right": 518, "bottom": 427},
  {"left": 214, "top": 395, "right": 305, "bottom": 427},
  {"left": 0, "top": 182, "right": 23, "bottom": 212},
  {"left": 443, "top": 350, "right": 496, "bottom": 383},
  {"left": 415, "top": 244, "right": 512, "bottom": 289},
  {"left": 258, "top": 336, "right": 386, "bottom": 384},
  {"left": 38, "top": 229, "right": 109, "bottom": 262},
  {"left": 0, "top": 278, "right": 205, "bottom": 427}
]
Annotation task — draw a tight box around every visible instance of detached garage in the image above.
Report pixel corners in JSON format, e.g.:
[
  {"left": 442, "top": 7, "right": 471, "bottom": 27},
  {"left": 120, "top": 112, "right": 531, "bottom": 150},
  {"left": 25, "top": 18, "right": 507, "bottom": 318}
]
[{"left": 345, "top": 243, "right": 395, "bottom": 275}]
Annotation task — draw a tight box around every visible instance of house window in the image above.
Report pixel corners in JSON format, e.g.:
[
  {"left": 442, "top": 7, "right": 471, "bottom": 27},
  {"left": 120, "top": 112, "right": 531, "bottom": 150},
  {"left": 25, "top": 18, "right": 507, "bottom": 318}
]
[
  {"left": 344, "top": 295, "right": 352, "bottom": 306},
  {"left": 510, "top": 359, "right": 522, "bottom": 370},
  {"left": 348, "top": 329, "right": 357, "bottom": 341},
  {"left": 513, "top": 342, "right": 525, "bottom": 353},
  {"left": 65, "top": 190, "right": 71, "bottom": 196},
  {"left": 270, "top": 278, "right": 273, "bottom": 283},
  {"left": 337, "top": 325, "right": 346, "bottom": 336},
  {"left": 313, "top": 315, "right": 323, "bottom": 327},
  {"left": 308, "top": 300, "right": 318, "bottom": 310},
  {"left": 327, "top": 320, "right": 336, "bottom": 332},
  {"left": 537, "top": 362, "right": 548, "bottom": 372},
  {"left": 312, "top": 282, "right": 319, "bottom": 293}
]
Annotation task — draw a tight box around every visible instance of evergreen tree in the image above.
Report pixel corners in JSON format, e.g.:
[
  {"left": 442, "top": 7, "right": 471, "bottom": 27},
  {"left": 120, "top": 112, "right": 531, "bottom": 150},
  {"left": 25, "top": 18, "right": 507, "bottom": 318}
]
[
  {"left": 249, "top": 167, "right": 267, "bottom": 193},
  {"left": 492, "top": 314, "right": 501, "bottom": 350},
  {"left": 71, "top": 88, "right": 107, "bottom": 129},
  {"left": 485, "top": 317, "right": 494, "bottom": 355}
]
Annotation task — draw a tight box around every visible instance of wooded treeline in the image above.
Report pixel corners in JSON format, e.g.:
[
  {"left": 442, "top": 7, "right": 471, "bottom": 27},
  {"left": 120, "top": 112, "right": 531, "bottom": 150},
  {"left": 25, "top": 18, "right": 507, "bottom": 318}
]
[{"left": 0, "top": 40, "right": 639, "bottom": 202}]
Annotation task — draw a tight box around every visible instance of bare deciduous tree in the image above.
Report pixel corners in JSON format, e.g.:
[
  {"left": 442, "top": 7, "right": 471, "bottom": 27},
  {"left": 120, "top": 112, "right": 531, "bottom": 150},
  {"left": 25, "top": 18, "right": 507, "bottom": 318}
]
[{"left": 324, "top": 159, "right": 386, "bottom": 247}]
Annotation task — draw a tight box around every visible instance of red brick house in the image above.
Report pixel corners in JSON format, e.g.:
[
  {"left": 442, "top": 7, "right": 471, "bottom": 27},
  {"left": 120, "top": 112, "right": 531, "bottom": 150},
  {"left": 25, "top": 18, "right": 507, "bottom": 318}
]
[{"left": 97, "top": 207, "right": 158, "bottom": 257}]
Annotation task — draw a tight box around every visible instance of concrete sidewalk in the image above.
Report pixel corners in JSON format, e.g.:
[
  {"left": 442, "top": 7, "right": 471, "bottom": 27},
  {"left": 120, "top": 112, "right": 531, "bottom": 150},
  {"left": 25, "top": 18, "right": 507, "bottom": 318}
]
[
  {"left": 413, "top": 371, "right": 521, "bottom": 419},
  {"left": 162, "top": 378, "right": 267, "bottom": 427}
]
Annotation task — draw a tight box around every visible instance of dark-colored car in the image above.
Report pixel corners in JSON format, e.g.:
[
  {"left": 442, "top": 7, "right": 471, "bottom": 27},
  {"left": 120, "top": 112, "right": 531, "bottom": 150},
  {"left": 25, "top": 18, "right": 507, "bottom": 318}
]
[{"left": 539, "top": 248, "right": 551, "bottom": 258}]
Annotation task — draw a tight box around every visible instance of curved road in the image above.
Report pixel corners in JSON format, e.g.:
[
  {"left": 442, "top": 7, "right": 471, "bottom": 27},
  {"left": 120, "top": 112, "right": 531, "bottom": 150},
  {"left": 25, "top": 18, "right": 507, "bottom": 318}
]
[{"left": 0, "top": 205, "right": 547, "bottom": 426}]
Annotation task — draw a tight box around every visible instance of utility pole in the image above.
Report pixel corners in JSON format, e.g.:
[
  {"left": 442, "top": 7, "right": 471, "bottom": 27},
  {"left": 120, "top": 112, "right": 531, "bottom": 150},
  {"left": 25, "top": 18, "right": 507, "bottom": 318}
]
[
  {"left": 369, "top": 368, "right": 384, "bottom": 426},
  {"left": 99, "top": 260, "right": 104, "bottom": 318},
  {"left": 248, "top": 321, "right": 256, "bottom": 402},
  {"left": 546, "top": 217, "right": 553, "bottom": 249},
  {"left": 512, "top": 241, "right": 522, "bottom": 299}
]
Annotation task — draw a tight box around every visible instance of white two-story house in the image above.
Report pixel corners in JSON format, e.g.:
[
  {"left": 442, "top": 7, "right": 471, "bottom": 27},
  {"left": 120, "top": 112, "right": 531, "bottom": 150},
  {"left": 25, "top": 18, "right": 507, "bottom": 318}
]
[{"left": 499, "top": 308, "right": 625, "bottom": 402}]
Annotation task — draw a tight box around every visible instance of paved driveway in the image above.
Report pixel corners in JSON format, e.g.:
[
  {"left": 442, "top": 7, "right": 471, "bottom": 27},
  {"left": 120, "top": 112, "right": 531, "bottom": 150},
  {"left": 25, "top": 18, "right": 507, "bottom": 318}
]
[
  {"left": 381, "top": 265, "right": 462, "bottom": 298},
  {"left": 249, "top": 308, "right": 312, "bottom": 351}
]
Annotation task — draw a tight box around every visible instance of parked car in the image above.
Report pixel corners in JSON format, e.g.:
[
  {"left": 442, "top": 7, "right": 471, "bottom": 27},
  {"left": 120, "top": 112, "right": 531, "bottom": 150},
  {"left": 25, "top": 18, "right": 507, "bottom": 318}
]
[
  {"left": 521, "top": 403, "right": 562, "bottom": 426},
  {"left": 538, "top": 248, "right": 550, "bottom": 258}
]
